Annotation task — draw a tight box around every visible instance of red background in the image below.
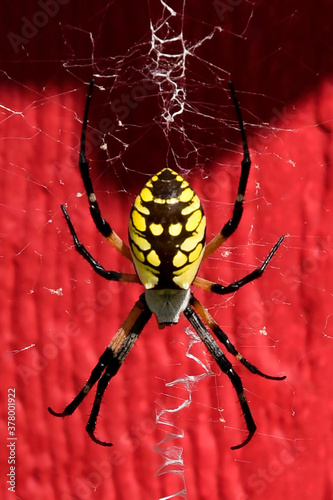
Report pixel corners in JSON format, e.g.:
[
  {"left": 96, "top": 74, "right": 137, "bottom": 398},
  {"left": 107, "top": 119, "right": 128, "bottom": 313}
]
[{"left": 1, "top": 1, "right": 333, "bottom": 499}]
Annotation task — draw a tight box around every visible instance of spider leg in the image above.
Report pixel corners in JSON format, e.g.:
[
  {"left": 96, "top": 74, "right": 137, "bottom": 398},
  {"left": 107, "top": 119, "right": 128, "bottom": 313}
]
[
  {"left": 61, "top": 204, "right": 140, "bottom": 283},
  {"left": 204, "top": 82, "right": 251, "bottom": 259},
  {"left": 191, "top": 295, "right": 286, "bottom": 381},
  {"left": 85, "top": 362, "right": 120, "bottom": 446},
  {"left": 195, "top": 236, "right": 284, "bottom": 295},
  {"left": 78, "top": 79, "right": 132, "bottom": 260},
  {"left": 48, "top": 347, "right": 118, "bottom": 417},
  {"left": 86, "top": 297, "right": 152, "bottom": 445},
  {"left": 184, "top": 304, "right": 256, "bottom": 450},
  {"left": 48, "top": 296, "right": 152, "bottom": 446}
]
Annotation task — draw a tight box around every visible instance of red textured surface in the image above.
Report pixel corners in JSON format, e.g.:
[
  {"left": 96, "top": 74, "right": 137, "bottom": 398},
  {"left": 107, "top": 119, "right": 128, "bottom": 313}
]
[{"left": 1, "top": 1, "right": 333, "bottom": 499}]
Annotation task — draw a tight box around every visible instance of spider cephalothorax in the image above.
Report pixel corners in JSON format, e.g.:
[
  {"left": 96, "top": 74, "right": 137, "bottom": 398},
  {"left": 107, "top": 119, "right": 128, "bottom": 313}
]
[{"left": 48, "top": 80, "right": 285, "bottom": 450}]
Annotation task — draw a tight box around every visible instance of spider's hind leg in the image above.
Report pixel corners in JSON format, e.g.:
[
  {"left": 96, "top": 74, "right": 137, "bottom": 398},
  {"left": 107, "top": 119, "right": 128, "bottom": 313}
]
[
  {"left": 48, "top": 346, "right": 117, "bottom": 419},
  {"left": 184, "top": 304, "right": 256, "bottom": 450},
  {"left": 85, "top": 299, "right": 152, "bottom": 446},
  {"left": 48, "top": 297, "right": 152, "bottom": 446}
]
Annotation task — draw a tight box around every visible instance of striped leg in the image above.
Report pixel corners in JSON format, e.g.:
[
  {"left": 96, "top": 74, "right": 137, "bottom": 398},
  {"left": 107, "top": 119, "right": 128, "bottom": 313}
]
[
  {"left": 191, "top": 295, "right": 285, "bottom": 380},
  {"left": 48, "top": 297, "right": 152, "bottom": 446},
  {"left": 184, "top": 303, "right": 256, "bottom": 450},
  {"left": 61, "top": 204, "right": 139, "bottom": 283}
]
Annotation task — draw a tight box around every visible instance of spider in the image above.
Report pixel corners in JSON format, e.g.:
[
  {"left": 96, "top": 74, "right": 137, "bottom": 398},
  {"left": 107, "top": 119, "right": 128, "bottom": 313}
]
[{"left": 48, "top": 79, "right": 285, "bottom": 450}]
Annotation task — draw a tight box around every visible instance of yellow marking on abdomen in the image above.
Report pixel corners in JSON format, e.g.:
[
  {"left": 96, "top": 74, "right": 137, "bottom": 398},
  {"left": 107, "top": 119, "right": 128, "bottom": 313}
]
[
  {"left": 147, "top": 250, "right": 161, "bottom": 267},
  {"left": 172, "top": 256, "right": 203, "bottom": 289},
  {"left": 154, "top": 197, "right": 179, "bottom": 205},
  {"left": 180, "top": 234, "right": 200, "bottom": 252},
  {"left": 131, "top": 209, "right": 146, "bottom": 232},
  {"left": 180, "top": 215, "right": 206, "bottom": 251},
  {"left": 141, "top": 187, "right": 153, "bottom": 202},
  {"left": 131, "top": 245, "right": 145, "bottom": 263},
  {"left": 168, "top": 223, "right": 182, "bottom": 236},
  {"left": 134, "top": 196, "right": 150, "bottom": 215},
  {"left": 149, "top": 223, "right": 164, "bottom": 236},
  {"left": 129, "top": 224, "right": 151, "bottom": 251},
  {"left": 181, "top": 195, "right": 200, "bottom": 215},
  {"left": 135, "top": 263, "right": 159, "bottom": 289},
  {"left": 185, "top": 209, "right": 202, "bottom": 232},
  {"left": 189, "top": 243, "right": 203, "bottom": 263},
  {"left": 179, "top": 187, "right": 194, "bottom": 203},
  {"left": 173, "top": 250, "right": 188, "bottom": 268}
]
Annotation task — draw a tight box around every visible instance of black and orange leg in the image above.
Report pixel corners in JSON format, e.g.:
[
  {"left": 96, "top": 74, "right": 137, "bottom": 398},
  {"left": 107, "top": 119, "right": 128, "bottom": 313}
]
[
  {"left": 77, "top": 79, "right": 132, "bottom": 260},
  {"left": 204, "top": 82, "right": 252, "bottom": 259},
  {"left": 61, "top": 205, "right": 139, "bottom": 283},
  {"left": 195, "top": 236, "right": 284, "bottom": 295},
  {"left": 184, "top": 304, "right": 256, "bottom": 450},
  {"left": 48, "top": 296, "right": 152, "bottom": 445},
  {"left": 191, "top": 295, "right": 286, "bottom": 381}
]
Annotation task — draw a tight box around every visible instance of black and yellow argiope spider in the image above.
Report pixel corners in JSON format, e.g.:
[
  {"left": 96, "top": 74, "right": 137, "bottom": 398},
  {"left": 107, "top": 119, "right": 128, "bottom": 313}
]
[{"left": 48, "top": 80, "right": 285, "bottom": 450}]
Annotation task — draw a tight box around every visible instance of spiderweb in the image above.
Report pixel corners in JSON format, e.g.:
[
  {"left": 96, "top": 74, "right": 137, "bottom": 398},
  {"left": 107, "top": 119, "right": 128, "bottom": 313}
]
[{"left": 2, "top": 0, "right": 332, "bottom": 499}]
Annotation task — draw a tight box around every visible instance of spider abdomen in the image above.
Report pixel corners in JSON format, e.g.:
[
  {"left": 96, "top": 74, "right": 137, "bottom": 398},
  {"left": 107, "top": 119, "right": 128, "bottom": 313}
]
[{"left": 129, "top": 168, "right": 206, "bottom": 290}]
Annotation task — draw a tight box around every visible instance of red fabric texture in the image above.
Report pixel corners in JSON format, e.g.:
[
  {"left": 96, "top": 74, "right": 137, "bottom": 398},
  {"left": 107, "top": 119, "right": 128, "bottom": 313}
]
[{"left": 1, "top": 1, "right": 333, "bottom": 499}]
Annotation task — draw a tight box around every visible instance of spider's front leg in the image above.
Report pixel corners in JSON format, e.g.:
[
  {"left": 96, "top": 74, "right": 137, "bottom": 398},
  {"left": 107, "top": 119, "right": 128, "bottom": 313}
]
[
  {"left": 204, "top": 82, "right": 251, "bottom": 259},
  {"left": 77, "top": 79, "right": 132, "bottom": 260}
]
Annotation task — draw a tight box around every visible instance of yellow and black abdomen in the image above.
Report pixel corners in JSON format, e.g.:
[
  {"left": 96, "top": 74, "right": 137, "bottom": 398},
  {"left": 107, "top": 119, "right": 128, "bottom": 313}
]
[{"left": 128, "top": 168, "right": 206, "bottom": 290}]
